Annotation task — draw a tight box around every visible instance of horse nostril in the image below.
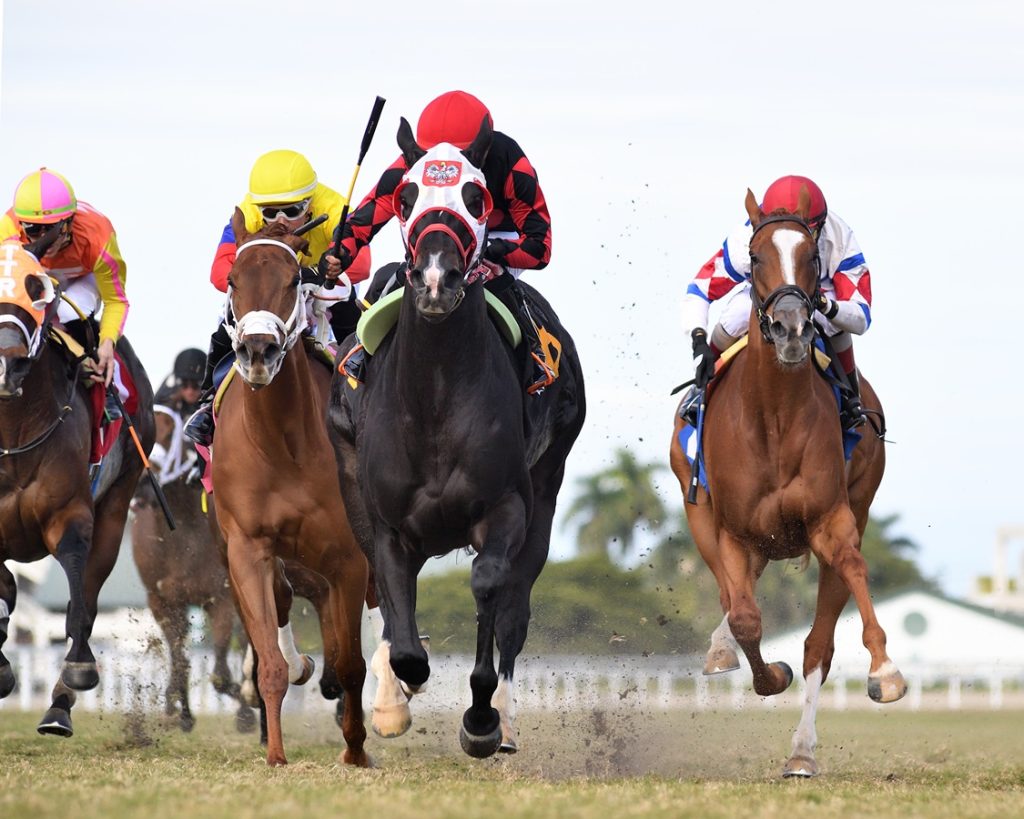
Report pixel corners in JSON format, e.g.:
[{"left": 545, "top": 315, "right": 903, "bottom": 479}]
[
  {"left": 770, "top": 320, "right": 787, "bottom": 341},
  {"left": 800, "top": 322, "right": 815, "bottom": 343},
  {"left": 264, "top": 344, "right": 281, "bottom": 364}
]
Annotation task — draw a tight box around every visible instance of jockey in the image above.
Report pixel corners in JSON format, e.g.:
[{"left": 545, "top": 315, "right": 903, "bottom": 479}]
[
  {"left": 328, "top": 90, "right": 555, "bottom": 393},
  {"left": 184, "top": 150, "right": 371, "bottom": 446},
  {"left": 0, "top": 168, "right": 129, "bottom": 419},
  {"left": 155, "top": 347, "right": 205, "bottom": 411},
  {"left": 679, "top": 175, "right": 872, "bottom": 431}
]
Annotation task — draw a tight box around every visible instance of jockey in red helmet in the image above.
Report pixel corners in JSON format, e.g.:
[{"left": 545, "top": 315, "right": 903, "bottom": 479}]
[
  {"left": 680, "top": 175, "right": 872, "bottom": 430},
  {"left": 327, "top": 90, "right": 555, "bottom": 392}
]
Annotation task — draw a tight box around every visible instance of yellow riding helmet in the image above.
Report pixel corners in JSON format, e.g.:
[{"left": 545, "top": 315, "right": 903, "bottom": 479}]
[
  {"left": 247, "top": 150, "right": 317, "bottom": 204},
  {"left": 13, "top": 168, "right": 77, "bottom": 224}
]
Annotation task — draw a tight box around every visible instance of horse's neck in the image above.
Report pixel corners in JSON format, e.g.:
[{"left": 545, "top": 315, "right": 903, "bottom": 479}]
[
  {"left": 741, "top": 328, "right": 819, "bottom": 431},
  {"left": 392, "top": 286, "right": 493, "bottom": 398},
  {"left": 239, "top": 346, "right": 323, "bottom": 452},
  {"left": 0, "top": 345, "right": 72, "bottom": 453}
]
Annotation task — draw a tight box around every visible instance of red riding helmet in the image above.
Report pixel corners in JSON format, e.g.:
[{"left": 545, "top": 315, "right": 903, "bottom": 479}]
[
  {"left": 416, "top": 90, "right": 493, "bottom": 150},
  {"left": 762, "top": 175, "right": 827, "bottom": 228}
]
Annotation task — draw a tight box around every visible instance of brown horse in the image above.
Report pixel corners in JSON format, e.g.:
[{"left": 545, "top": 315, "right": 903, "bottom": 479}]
[
  {"left": 670, "top": 188, "right": 906, "bottom": 777},
  {"left": 211, "top": 214, "right": 369, "bottom": 767},
  {"left": 131, "top": 392, "right": 255, "bottom": 733},
  {"left": 0, "top": 244, "right": 154, "bottom": 736}
]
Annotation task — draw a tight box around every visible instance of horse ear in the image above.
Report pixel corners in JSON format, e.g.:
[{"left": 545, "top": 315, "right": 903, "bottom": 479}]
[
  {"left": 744, "top": 188, "right": 763, "bottom": 227},
  {"left": 796, "top": 185, "right": 811, "bottom": 220},
  {"left": 462, "top": 115, "right": 493, "bottom": 169},
  {"left": 397, "top": 117, "right": 426, "bottom": 167},
  {"left": 231, "top": 207, "right": 249, "bottom": 247}
]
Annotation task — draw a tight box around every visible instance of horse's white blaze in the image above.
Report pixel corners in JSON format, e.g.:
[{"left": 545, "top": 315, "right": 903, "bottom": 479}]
[
  {"left": 277, "top": 624, "right": 306, "bottom": 683},
  {"left": 790, "top": 665, "right": 823, "bottom": 761},
  {"left": 423, "top": 251, "right": 445, "bottom": 298},
  {"left": 771, "top": 228, "right": 806, "bottom": 286},
  {"left": 492, "top": 674, "right": 518, "bottom": 748}
]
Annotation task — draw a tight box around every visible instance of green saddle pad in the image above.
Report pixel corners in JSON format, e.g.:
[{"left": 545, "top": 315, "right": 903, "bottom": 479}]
[{"left": 356, "top": 286, "right": 522, "bottom": 355}]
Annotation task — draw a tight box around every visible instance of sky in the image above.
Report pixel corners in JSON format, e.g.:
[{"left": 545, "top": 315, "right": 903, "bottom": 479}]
[{"left": 1, "top": 0, "right": 1022, "bottom": 597}]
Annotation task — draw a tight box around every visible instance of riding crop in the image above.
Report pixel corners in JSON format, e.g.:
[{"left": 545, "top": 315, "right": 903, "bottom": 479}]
[
  {"left": 108, "top": 388, "right": 176, "bottom": 531},
  {"left": 326, "top": 95, "right": 386, "bottom": 289}
]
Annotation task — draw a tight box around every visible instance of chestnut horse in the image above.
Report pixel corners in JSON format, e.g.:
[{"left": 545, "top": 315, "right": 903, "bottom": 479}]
[
  {"left": 670, "top": 188, "right": 906, "bottom": 777},
  {"left": 131, "top": 399, "right": 255, "bottom": 733},
  {"left": 0, "top": 243, "right": 154, "bottom": 736},
  {"left": 329, "top": 118, "right": 585, "bottom": 758},
  {"left": 212, "top": 216, "right": 369, "bottom": 767}
]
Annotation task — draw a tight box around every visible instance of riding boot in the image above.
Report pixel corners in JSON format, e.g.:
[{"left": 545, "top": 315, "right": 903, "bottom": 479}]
[
  {"left": 677, "top": 385, "right": 704, "bottom": 427},
  {"left": 184, "top": 323, "right": 232, "bottom": 447},
  {"left": 328, "top": 295, "right": 361, "bottom": 345},
  {"left": 63, "top": 317, "right": 122, "bottom": 421},
  {"left": 487, "top": 276, "right": 554, "bottom": 395},
  {"left": 841, "top": 369, "right": 865, "bottom": 431}
]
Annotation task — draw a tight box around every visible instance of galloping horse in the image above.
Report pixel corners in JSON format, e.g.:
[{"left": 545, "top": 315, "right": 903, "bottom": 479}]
[
  {"left": 670, "top": 188, "right": 905, "bottom": 777},
  {"left": 131, "top": 397, "right": 254, "bottom": 733},
  {"left": 212, "top": 216, "right": 369, "bottom": 767},
  {"left": 0, "top": 243, "right": 154, "bottom": 736},
  {"left": 329, "top": 117, "right": 586, "bottom": 758}
]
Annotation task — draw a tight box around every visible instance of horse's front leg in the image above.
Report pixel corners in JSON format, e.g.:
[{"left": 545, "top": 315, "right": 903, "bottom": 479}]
[
  {"left": 372, "top": 526, "right": 426, "bottom": 737},
  {"left": 461, "top": 493, "right": 527, "bottom": 759},
  {"left": 812, "top": 508, "right": 906, "bottom": 704},
  {"left": 0, "top": 562, "right": 17, "bottom": 699},
  {"left": 719, "top": 532, "right": 793, "bottom": 697},
  {"left": 44, "top": 506, "right": 100, "bottom": 692}
]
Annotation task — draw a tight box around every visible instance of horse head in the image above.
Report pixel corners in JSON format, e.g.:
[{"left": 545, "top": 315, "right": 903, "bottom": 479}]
[
  {"left": 226, "top": 210, "right": 310, "bottom": 388},
  {"left": 744, "top": 185, "right": 820, "bottom": 366},
  {"left": 0, "top": 243, "right": 58, "bottom": 397},
  {"left": 393, "top": 116, "right": 494, "bottom": 321}
]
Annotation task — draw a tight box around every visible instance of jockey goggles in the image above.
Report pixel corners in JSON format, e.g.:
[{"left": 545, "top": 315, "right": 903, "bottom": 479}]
[
  {"left": 259, "top": 199, "right": 311, "bottom": 223},
  {"left": 22, "top": 219, "right": 65, "bottom": 239}
]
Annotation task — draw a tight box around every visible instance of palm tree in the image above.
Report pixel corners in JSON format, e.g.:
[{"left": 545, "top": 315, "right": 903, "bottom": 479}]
[{"left": 563, "top": 448, "right": 667, "bottom": 559}]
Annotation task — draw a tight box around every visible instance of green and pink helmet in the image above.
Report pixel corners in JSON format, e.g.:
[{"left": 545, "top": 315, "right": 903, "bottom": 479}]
[{"left": 13, "top": 168, "right": 77, "bottom": 224}]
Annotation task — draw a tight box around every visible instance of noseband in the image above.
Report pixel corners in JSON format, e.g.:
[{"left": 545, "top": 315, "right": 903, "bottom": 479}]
[{"left": 749, "top": 214, "right": 821, "bottom": 343}]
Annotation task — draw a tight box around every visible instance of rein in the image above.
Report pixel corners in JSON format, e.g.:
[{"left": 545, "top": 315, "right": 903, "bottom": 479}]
[{"left": 749, "top": 214, "right": 821, "bottom": 343}]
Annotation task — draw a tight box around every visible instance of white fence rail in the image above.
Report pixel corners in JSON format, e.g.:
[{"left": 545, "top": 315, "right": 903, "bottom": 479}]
[{"left": 2, "top": 646, "right": 1023, "bottom": 715}]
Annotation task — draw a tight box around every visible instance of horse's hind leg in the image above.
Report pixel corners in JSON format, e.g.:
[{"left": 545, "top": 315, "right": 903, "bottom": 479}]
[
  {"left": 320, "top": 550, "right": 370, "bottom": 767},
  {"left": 0, "top": 563, "right": 17, "bottom": 699},
  {"left": 271, "top": 561, "right": 316, "bottom": 686},
  {"left": 461, "top": 494, "right": 528, "bottom": 759},
  {"left": 207, "top": 591, "right": 255, "bottom": 733},
  {"left": 150, "top": 594, "right": 194, "bottom": 731},
  {"left": 719, "top": 534, "right": 793, "bottom": 697},
  {"left": 812, "top": 507, "right": 906, "bottom": 704}
]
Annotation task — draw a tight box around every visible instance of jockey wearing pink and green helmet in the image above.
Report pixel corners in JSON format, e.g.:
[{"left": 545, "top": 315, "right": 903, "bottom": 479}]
[{"left": 0, "top": 168, "right": 130, "bottom": 388}]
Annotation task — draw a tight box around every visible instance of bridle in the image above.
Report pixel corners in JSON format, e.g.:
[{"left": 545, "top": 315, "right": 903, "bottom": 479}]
[
  {"left": 225, "top": 238, "right": 308, "bottom": 356},
  {"left": 749, "top": 214, "right": 821, "bottom": 344}
]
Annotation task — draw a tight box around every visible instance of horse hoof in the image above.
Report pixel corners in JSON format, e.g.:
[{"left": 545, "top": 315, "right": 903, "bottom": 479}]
[
  {"left": 342, "top": 748, "right": 375, "bottom": 768},
  {"left": 774, "top": 661, "right": 794, "bottom": 690},
  {"left": 37, "top": 707, "right": 73, "bottom": 737},
  {"left": 868, "top": 665, "right": 907, "bottom": 703},
  {"left": 783, "top": 755, "right": 819, "bottom": 778},
  {"left": 180, "top": 713, "right": 196, "bottom": 733},
  {"left": 459, "top": 714, "right": 503, "bottom": 760},
  {"left": 235, "top": 706, "right": 257, "bottom": 734},
  {"left": 266, "top": 753, "right": 288, "bottom": 767},
  {"left": 292, "top": 655, "right": 316, "bottom": 687},
  {"left": 499, "top": 737, "right": 519, "bottom": 754},
  {"left": 703, "top": 647, "right": 740, "bottom": 675},
  {"left": 240, "top": 679, "right": 259, "bottom": 708},
  {"left": 372, "top": 703, "right": 412, "bottom": 738},
  {"left": 0, "top": 663, "right": 15, "bottom": 699},
  {"left": 61, "top": 662, "right": 99, "bottom": 691}
]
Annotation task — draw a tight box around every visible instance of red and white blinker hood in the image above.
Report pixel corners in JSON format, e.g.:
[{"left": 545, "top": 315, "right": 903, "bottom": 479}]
[{"left": 393, "top": 143, "right": 493, "bottom": 268}]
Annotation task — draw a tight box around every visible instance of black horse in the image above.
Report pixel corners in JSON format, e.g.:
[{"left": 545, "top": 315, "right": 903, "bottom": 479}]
[
  {"left": 328, "top": 117, "right": 585, "bottom": 758},
  {"left": 0, "top": 243, "right": 154, "bottom": 736}
]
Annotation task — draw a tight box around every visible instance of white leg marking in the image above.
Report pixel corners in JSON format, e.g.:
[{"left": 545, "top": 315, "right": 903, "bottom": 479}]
[
  {"left": 366, "top": 606, "right": 385, "bottom": 642},
  {"left": 871, "top": 659, "right": 898, "bottom": 678},
  {"left": 771, "top": 228, "right": 806, "bottom": 286},
  {"left": 370, "top": 640, "right": 412, "bottom": 737},
  {"left": 277, "top": 624, "right": 306, "bottom": 683},
  {"left": 492, "top": 674, "right": 518, "bottom": 750},
  {"left": 240, "top": 644, "right": 257, "bottom": 705},
  {"left": 704, "top": 613, "right": 741, "bottom": 673},
  {"left": 790, "top": 665, "right": 823, "bottom": 762}
]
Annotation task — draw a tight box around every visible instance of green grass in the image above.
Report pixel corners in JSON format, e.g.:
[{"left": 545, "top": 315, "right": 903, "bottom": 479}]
[{"left": 1, "top": 706, "right": 1022, "bottom": 818}]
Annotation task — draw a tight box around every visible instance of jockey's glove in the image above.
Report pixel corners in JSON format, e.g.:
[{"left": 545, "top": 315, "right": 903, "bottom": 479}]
[
  {"left": 483, "top": 238, "right": 515, "bottom": 263},
  {"left": 691, "top": 328, "right": 715, "bottom": 388},
  {"left": 815, "top": 292, "right": 840, "bottom": 320},
  {"left": 319, "top": 247, "right": 353, "bottom": 277}
]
